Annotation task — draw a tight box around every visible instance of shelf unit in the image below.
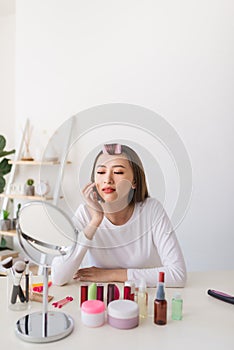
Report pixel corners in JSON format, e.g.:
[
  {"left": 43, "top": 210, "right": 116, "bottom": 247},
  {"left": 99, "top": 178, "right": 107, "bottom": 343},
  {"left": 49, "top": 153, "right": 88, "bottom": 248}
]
[
  {"left": 8, "top": 160, "right": 60, "bottom": 165},
  {"left": 0, "top": 193, "right": 52, "bottom": 201},
  {"left": 0, "top": 230, "right": 16, "bottom": 237},
  {"left": 0, "top": 117, "right": 74, "bottom": 241}
]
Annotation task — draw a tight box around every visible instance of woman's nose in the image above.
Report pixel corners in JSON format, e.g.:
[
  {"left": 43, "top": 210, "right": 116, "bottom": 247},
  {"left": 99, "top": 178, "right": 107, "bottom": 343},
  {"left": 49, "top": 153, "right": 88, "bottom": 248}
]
[{"left": 104, "top": 172, "right": 113, "bottom": 184}]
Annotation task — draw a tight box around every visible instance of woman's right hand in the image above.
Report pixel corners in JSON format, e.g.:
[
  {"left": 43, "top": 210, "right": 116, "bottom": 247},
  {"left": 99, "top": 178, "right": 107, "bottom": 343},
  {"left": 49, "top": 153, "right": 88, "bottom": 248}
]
[{"left": 82, "top": 182, "right": 104, "bottom": 227}]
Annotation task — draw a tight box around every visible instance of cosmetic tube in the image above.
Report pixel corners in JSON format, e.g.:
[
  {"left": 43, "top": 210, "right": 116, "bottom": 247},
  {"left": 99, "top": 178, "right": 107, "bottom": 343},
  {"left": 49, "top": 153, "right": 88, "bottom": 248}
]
[
  {"left": 136, "top": 279, "right": 148, "bottom": 318},
  {"left": 88, "top": 283, "right": 97, "bottom": 300},
  {"left": 97, "top": 284, "right": 104, "bottom": 302},
  {"left": 80, "top": 284, "right": 88, "bottom": 306},
  {"left": 172, "top": 293, "right": 183, "bottom": 320},
  {"left": 154, "top": 272, "right": 167, "bottom": 325},
  {"left": 107, "top": 284, "right": 115, "bottom": 305}
]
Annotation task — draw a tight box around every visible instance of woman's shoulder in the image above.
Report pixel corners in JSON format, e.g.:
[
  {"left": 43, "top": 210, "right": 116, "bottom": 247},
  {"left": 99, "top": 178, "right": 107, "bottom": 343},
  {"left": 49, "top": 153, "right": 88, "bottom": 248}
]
[
  {"left": 138, "top": 197, "right": 164, "bottom": 213},
  {"left": 72, "top": 203, "right": 91, "bottom": 229},
  {"left": 74, "top": 202, "right": 88, "bottom": 215}
]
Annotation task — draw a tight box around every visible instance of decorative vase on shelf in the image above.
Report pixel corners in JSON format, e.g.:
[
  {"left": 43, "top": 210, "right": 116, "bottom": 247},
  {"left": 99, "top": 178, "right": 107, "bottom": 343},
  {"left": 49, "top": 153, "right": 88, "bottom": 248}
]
[
  {"left": 0, "top": 210, "right": 11, "bottom": 231},
  {"left": 21, "top": 149, "right": 34, "bottom": 161},
  {"left": 24, "top": 179, "right": 35, "bottom": 196}
]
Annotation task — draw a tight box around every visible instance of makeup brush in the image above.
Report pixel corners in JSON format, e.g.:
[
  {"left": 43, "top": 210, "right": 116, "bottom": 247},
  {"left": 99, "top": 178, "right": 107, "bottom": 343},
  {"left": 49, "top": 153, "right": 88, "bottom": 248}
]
[
  {"left": 24, "top": 258, "right": 30, "bottom": 302},
  {"left": 1, "top": 256, "right": 14, "bottom": 279},
  {"left": 11, "top": 261, "right": 26, "bottom": 304}
]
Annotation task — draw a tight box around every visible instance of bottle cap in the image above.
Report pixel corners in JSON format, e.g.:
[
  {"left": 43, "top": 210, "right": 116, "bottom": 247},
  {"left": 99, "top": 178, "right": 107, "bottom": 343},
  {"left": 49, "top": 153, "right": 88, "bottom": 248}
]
[
  {"left": 173, "top": 292, "right": 181, "bottom": 300},
  {"left": 138, "top": 279, "right": 146, "bottom": 292},
  {"left": 158, "top": 271, "right": 165, "bottom": 283},
  {"left": 124, "top": 280, "right": 135, "bottom": 292}
]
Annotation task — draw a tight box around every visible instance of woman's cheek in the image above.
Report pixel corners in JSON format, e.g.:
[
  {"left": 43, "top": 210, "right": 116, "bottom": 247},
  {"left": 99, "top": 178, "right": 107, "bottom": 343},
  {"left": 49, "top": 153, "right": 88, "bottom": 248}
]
[{"left": 116, "top": 179, "right": 132, "bottom": 197}]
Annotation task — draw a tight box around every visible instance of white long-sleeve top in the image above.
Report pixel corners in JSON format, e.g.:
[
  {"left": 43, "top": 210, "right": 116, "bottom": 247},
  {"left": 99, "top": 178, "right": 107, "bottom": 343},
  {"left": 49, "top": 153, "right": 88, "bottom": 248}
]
[{"left": 51, "top": 198, "right": 187, "bottom": 287}]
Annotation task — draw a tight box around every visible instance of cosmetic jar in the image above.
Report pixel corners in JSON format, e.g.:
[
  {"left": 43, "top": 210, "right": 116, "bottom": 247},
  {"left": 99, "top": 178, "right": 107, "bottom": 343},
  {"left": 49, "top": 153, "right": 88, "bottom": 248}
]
[
  {"left": 81, "top": 300, "right": 105, "bottom": 327},
  {"left": 107, "top": 300, "right": 139, "bottom": 329}
]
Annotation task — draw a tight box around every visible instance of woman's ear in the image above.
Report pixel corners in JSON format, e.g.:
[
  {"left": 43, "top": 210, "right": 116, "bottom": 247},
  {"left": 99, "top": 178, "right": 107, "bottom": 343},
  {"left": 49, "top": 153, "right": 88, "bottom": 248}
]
[{"left": 132, "top": 180, "right": 136, "bottom": 189}]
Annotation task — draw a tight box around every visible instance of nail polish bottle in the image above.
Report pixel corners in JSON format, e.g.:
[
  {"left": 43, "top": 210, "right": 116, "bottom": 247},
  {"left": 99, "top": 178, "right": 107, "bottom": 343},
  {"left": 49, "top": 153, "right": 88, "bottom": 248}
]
[
  {"left": 123, "top": 280, "right": 135, "bottom": 301},
  {"left": 154, "top": 272, "right": 167, "bottom": 325},
  {"left": 136, "top": 279, "right": 148, "bottom": 318},
  {"left": 172, "top": 293, "right": 183, "bottom": 320}
]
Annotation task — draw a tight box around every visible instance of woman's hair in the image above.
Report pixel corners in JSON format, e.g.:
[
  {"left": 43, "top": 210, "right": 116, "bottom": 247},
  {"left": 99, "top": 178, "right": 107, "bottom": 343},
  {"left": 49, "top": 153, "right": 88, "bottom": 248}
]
[{"left": 91, "top": 144, "right": 149, "bottom": 204}]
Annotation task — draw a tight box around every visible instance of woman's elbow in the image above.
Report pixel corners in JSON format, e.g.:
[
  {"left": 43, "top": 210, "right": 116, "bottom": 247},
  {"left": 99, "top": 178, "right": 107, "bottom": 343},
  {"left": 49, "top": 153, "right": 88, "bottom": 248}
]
[
  {"left": 174, "top": 266, "right": 187, "bottom": 288},
  {"left": 51, "top": 268, "right": 68, "bottom": 286}
]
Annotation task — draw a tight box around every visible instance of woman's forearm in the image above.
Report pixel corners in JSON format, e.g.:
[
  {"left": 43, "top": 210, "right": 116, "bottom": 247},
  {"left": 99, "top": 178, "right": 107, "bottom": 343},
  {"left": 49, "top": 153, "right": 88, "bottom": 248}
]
[{"left": 74, "top": 267, "right": 128, "bottom": 283}]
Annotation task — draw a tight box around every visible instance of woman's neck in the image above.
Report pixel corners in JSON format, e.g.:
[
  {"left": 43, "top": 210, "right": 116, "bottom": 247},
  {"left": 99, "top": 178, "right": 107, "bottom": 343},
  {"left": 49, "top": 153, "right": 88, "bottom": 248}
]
[{"left": 103, "top": 202, "right": 135, "bottom": 226}]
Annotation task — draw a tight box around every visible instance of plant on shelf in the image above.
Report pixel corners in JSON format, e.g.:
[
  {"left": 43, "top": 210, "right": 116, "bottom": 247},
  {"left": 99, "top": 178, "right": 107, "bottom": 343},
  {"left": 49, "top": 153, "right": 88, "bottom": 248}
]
[
  {"left": 0, "top": 135, "right": 15, "bottom": 193},
  {"left": 12, "top": 203, "right": 21, "bottom": 230},
  {"left": 0, "top": 209, "right": 11, "bottom": 231},
  {"left": 25, "top": 178, "right": 35, "bottom": 196}
]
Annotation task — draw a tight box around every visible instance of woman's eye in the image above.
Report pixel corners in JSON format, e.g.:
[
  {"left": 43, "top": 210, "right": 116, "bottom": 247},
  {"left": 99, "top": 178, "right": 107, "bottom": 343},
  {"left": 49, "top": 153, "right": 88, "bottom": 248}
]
[
  {"left": 114, "top": 171, "right": 124, "bottom": 174},
  {"left": 97, "top": 171, "right": 105, "bottom": 174}
]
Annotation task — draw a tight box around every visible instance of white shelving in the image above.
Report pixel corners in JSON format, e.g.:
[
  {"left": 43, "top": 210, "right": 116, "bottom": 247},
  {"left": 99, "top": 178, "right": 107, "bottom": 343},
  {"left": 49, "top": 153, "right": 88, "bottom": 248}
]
[{"left": 0, "top": 117, "right": 74, "bottom": 241}]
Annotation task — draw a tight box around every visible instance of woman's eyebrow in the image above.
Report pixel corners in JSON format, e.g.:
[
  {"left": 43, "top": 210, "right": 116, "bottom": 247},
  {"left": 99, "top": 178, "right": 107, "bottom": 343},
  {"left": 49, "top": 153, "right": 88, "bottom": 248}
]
[
  {"left": 96, "top": 164, "right": 126, "bottom": 169},
  {"left": 112, "top": 165, "right": 126, "bottom": 169}
]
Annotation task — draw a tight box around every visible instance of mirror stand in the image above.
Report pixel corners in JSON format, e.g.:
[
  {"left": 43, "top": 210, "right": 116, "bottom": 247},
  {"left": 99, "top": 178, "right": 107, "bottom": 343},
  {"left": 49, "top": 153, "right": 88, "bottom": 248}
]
[
  {"left": 15, "top": 201, "right": 76, "bottom": 343},
  {"left": 15, "top": 265, "right": 74, "bottom": 343}
]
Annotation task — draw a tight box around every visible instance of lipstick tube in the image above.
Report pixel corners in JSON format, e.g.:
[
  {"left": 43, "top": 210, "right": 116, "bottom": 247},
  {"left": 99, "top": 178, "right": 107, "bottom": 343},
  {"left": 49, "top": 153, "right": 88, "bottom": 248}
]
[
  {"left": 80, "top": 285, "right": 88, "bottom": 306},
  {"left": 97, "top": 284, "right": 104, "bottom": 302},
  {"left": 107, "top": 284, "right": 115, "bottom": 305}
]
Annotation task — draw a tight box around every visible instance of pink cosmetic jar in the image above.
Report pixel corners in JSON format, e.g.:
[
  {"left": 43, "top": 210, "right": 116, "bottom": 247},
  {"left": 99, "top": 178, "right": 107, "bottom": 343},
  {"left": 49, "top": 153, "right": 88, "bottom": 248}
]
[
  {"left": 81, "top": 300, "right": 105, "bottom": 327},
  {"left": 107, "top": 300, "right": 139, "bottom": 329}
]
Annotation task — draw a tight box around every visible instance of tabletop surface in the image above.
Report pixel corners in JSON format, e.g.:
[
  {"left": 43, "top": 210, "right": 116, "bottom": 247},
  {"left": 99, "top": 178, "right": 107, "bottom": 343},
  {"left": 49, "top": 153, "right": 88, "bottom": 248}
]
[{"left": 0, "top": 270, "right": 234, "bottom": 350}]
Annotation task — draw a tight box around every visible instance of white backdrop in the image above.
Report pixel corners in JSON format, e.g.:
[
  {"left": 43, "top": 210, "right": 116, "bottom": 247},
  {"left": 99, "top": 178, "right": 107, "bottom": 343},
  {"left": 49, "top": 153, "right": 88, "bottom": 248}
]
[{"left": 11, "top": 0, "right": 234, "bottom": 271}]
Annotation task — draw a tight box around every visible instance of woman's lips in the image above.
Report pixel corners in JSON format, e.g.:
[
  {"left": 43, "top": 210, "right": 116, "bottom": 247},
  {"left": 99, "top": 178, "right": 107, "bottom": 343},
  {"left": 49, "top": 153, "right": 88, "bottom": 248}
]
[{"left": 102, "top": 188, "right": 115, "bottom": 194}]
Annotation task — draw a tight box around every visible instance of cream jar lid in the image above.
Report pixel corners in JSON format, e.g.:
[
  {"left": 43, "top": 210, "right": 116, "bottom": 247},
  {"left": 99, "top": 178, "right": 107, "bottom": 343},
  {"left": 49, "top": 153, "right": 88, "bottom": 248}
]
[
  {"left": 107, "top": 300, "right": 139, "bottom": 319},
  {"left": 81, "top": 300, "right": 105, "bottom": 314}
]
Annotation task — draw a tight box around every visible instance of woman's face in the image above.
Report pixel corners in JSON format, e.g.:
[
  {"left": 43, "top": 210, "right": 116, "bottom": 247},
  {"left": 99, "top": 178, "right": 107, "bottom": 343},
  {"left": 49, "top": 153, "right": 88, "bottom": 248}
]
[{"left": 94, "top": 153, "right": 135, "bottom": 204}]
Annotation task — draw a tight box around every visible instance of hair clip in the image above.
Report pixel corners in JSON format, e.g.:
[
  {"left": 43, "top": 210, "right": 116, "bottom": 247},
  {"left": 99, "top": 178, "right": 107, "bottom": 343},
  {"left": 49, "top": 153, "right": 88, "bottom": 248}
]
[{"left": 102, "top": 144, "right": 122, "bottom": 155}]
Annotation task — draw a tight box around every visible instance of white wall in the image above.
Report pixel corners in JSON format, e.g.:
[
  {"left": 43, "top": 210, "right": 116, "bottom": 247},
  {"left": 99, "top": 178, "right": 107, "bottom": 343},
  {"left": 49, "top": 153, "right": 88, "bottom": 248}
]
[
  {"left": 0, "top": 0, "right": 15, "bottom": 149},
  {"left": 11, "top": 0, "right": 234, "bottom": 271}
]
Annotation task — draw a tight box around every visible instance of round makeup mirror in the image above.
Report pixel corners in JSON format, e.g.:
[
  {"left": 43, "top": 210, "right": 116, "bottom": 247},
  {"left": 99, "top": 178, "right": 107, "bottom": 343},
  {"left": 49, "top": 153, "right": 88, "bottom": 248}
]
[{"left": 15, "top": 201, "right": 77, "bottom": 343}]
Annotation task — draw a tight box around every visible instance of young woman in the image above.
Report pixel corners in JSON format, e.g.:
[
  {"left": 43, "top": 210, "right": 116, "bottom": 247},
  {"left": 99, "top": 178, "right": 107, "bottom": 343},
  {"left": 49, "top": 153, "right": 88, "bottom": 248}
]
[{"left": 51, "top": 144, "right": 187, "bottom": 287}]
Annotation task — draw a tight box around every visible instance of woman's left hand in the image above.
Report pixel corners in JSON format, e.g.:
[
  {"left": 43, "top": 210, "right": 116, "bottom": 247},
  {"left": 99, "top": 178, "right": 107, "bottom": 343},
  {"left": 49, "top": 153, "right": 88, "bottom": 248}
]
[{"left": 73, "top": 266, "right": 127, "bottom": 283}]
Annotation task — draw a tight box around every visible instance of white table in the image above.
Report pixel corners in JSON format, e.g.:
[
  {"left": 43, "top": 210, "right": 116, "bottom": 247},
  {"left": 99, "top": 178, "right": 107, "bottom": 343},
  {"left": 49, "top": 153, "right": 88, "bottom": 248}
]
[{"left": 0, "top": 271, "right": 234, "bottom": 350}]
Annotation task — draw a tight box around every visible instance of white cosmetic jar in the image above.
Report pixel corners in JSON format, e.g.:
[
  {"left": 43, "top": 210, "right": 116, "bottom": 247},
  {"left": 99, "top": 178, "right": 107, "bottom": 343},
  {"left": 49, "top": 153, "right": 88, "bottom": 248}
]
[
  {"left": 107, "top": 300, "right": 139, "bottom": 329},
  {"left": 81, "top": 300, "right": 105, "bottom": 327}
]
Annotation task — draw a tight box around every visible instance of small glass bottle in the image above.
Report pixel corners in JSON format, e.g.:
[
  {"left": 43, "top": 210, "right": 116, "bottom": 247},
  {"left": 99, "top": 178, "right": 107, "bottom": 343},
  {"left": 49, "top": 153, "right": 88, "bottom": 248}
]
[
  {"left": 136, "top": 279, "right": 148, "bottom": 318},
  {"left": 123, "top": 280, "right": 135, "bottom": 301},
  {"left": 172, "top": 293, "right": 183, "bottom": 320},
  {"left": 154, "top": 272, "right": 167, "bottom": 325}
]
